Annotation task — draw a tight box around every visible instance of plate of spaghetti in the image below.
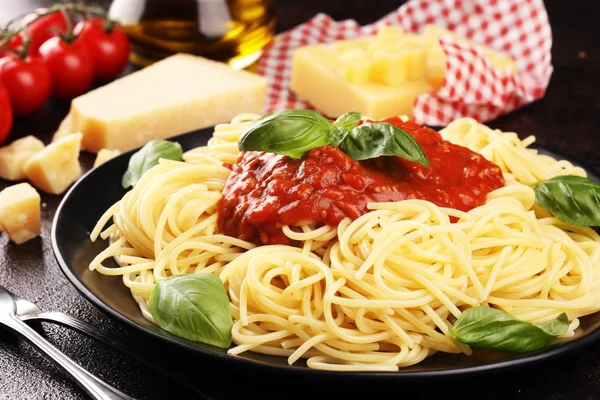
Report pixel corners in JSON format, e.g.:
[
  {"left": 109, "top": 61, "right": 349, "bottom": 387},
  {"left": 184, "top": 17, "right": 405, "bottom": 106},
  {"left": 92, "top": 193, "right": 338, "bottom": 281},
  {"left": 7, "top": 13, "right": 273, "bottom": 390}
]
[{"left": 52, "top": 111, "right": 600, "bottom": 377}]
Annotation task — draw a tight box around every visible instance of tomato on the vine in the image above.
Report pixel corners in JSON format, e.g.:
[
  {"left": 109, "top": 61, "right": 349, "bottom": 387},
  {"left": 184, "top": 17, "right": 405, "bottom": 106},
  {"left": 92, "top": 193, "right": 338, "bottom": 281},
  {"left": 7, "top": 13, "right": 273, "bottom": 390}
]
[
  {"left": 0, "top": 54, "right": 52, "bottom": 117},
  {"left": 74, "top": 18, "right": 130, "bottom": 81},
  {"left": 38, "top": 36, "right": 95, "bottom": 99},
  {"left": 23, "top": 10, "right": 68, "bottom": 54},
  {"left": 0, "top": 82, "right": 13, "bottom": 145},
  {"left": 0, "top": 35, "right": 23, "bottom": 59}
]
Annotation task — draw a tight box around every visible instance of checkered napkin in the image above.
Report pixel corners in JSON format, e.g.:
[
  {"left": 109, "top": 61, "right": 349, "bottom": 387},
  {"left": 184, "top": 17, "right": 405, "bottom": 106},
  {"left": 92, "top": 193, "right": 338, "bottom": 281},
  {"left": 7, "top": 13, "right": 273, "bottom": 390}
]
[{"left": 255, "top": 0, "right": 552, "bottom": 126}]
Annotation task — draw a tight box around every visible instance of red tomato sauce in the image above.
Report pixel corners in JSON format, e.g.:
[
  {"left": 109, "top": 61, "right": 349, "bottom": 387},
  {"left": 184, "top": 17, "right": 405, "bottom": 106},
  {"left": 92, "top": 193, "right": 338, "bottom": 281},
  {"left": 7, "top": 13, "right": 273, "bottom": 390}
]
[{"left": 217, "top": 117, "right": 505, "bottom": 245}]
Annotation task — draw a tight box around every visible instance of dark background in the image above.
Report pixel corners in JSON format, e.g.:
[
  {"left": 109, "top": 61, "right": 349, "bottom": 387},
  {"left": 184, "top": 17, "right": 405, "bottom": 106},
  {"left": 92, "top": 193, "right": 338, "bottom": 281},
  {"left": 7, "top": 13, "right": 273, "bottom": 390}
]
[{"left": 1, "top": 1, "right": 599, "bottom": 399}]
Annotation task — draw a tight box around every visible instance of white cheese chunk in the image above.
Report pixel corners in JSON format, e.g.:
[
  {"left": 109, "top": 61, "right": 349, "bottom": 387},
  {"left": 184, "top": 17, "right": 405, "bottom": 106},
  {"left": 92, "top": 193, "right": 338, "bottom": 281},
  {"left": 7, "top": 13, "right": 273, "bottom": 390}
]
[
  {"left": 93, "top": 149, "right": 121, "bottom": 168},
  {"left": 0, "top": 182, "right": 41, "bottom": 244},
  {"left": 22, "top": 133, "right": 82, "bottom": 195},
  {"left": 0, "top": 136, "right": 45, "bottom": 181}
]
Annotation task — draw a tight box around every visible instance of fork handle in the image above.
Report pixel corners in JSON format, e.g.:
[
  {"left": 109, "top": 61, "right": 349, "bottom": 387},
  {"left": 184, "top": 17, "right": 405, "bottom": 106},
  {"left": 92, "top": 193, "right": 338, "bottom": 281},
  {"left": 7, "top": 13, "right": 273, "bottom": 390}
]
[
  {"left": 3, "top": 312, "right": 135, "bottom": 400},
  {"left": 28, "top": 312, "right": 146, "bottom": 363},
  {"left": 25, "top": 312, "right": 210, "bottom": 400}
]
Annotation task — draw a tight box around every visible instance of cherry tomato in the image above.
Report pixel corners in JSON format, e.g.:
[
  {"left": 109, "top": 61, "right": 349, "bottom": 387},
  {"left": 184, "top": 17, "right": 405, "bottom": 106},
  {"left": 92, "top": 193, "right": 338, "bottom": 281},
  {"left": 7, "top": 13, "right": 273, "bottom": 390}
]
[
  {"left": 38, "top": 36, "right": 95, "bottom": 99},
  {"left": 0, "top": 82, "right": 13, "bottom": 145},
  {"left": 74, "top": 18, "right": 130, "bottom": 81},
  {"left": 23, "top": 10, "right": 68, "bottom": 54},
  {"left": 0, "top": 54, "right": 52, "bottom": 117},
  {"left": 0, "top": 35, "right": 23, "bottom": 59}
]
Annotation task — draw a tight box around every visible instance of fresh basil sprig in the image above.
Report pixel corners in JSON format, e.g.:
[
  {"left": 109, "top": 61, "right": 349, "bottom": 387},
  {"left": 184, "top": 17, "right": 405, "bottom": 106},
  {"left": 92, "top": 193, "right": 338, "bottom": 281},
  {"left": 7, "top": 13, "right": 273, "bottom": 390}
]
[
  {"left": 450, "top": 306, "right": 568, "bottom": 353},
  {"left": 533, "top": 175, "right": 600, "bottom": 226},
  {"left": 238, "top": 110, "right": 429, "bottom": 167},
  {"left": 122, "top": 140, "right": 183, "bottom": 189},
  {"left": 149, "top": 274, "right": 233, "bottom": 348}
]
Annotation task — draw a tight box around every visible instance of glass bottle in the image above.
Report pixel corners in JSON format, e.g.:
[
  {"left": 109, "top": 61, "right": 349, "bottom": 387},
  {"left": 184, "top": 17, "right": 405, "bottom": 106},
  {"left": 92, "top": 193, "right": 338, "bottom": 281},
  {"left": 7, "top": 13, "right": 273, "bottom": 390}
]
[{"left": 108, "top": 0, "right": 276, "bottom": 70}]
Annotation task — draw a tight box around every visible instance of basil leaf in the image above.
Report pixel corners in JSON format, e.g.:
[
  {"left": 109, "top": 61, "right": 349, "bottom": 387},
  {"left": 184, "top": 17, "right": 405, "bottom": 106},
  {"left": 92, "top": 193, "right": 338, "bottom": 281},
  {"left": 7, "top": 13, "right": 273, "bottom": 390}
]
[
  {"left": 340, "top": 122, "right": 430, "bottom": 166},
  {"left": 238, "top": 109, "right": 332, "bottom": 158},
  {"left": 122, "top": 140, "right": 183, "bottom": 189},
  {"left": 450, "top": 306, "right": 568, "bottom": 353},
  {"left": 534, "top": 313, "right": 569, "bottom": 336},
  {"left": 149, "top": 274, "right": 232, "bottom": 348},
  {"left": 333, "top": 111, "right": 362, "bottom": 132},
  {"left": 329, "top": 111, "right": 362, "bottom": 147},
  {"left": 533, "top": 175, "right": 600, "bottom": 226}
]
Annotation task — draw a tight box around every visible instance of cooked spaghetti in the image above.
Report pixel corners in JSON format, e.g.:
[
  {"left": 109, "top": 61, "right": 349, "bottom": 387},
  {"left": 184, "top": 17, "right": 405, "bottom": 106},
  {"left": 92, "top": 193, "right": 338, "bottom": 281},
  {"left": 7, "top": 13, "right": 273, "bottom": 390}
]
[{"left": 89, "top": 114, "right": 600, "bottom": 371}]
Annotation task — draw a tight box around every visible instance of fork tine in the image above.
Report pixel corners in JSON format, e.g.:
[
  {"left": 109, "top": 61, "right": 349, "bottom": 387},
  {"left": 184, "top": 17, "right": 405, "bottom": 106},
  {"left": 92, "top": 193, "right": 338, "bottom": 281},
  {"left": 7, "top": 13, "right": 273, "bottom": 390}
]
[
  {"left": 0, "top": 284, "right": 17, "bottom": 315},
  {"left": 0, "top": 287, "right": 42, "bottom": 318}
]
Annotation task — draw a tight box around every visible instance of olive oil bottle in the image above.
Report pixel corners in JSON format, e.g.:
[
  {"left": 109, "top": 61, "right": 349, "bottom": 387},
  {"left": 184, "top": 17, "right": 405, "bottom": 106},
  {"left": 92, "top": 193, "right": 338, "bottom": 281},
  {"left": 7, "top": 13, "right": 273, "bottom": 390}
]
[{"left": 108, "top": 0, "right": 276, "bottom": 69}]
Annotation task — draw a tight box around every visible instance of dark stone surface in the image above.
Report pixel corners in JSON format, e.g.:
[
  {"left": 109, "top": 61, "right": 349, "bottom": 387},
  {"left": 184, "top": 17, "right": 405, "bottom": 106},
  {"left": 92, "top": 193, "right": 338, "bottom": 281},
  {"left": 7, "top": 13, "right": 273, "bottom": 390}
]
[{"left": 1, "top": 1, "right": 600, "bottom": 399}]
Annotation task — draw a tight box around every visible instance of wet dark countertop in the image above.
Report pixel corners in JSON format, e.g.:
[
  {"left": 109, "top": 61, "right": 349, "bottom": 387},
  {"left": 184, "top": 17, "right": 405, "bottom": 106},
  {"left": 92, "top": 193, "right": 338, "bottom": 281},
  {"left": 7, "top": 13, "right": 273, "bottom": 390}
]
[{"left": 1, "top": 1, "right": 600, "bottom": 399}]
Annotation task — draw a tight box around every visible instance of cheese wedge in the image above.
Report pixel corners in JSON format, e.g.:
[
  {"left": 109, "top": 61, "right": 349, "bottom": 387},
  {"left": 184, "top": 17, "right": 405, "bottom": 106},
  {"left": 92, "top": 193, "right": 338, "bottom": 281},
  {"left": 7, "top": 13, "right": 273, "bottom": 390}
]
[
  {"left": 54, "top": 53, "right": 268, "bottom": 153},
  {"left": 290, "top": 25, "right": 516, "bottom": 119},
  {"left": 23, "top": 133, "right": 82, "bottom": 195},
  {"left": 0, "top": 182, "right": 41, "bottom": 244},
  {"left": 0, "top": 136, "right": 45, "bottom": 181},
  {"left": 93, "top": 148, "right": 121, "bottom": 167}
]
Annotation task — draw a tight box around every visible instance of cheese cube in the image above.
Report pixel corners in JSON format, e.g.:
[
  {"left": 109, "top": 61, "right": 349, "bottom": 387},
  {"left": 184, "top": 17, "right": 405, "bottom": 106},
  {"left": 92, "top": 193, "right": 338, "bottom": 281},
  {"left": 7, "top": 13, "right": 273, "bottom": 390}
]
[
  {"left": 371, "top": 50, "right": 409, "bottom": 86},
  {"left": 23, "top": 133, "right": 82, "bottom": 195},
  {"left": 54, "top": 53, "right": 268, "bottom": 153},
  {"left": 366, "top": 27, "right": 407, "bottom": 56},
  {"left": 338, "top": 49, "right": 372, "bottom": 85},
  {"left": 366, "top": 41, "right": 400, "bottom": 58},
  {"left": 371, "top": 40, "right": 427, "bottom": 84},
  {"left": 0, "top": 183, "right": 41, "bottom": 244},
  {"left": 0, "top": 136, "right": 45, "bottom": 181},
  {"left": 377, "top": 25, "right": 405, "bottom": 39},
  {"left": 424, "top": 44, "right": 447, "bottom": 89},
  {"left": 93, "top": 149, "right": 121, "bottom": 168},
  {"left": 405, "top": 45, "right": 427, "bottom": 81},
  {"left": 332, "top": 37, "right": 369, "bottom": 53}
]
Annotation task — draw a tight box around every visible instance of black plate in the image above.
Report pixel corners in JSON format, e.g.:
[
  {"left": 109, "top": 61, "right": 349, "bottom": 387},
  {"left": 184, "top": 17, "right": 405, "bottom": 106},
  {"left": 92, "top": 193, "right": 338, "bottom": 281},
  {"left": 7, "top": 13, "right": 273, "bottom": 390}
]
[{"left": 51, "top": 127, "right": 600, "bottom": 381}]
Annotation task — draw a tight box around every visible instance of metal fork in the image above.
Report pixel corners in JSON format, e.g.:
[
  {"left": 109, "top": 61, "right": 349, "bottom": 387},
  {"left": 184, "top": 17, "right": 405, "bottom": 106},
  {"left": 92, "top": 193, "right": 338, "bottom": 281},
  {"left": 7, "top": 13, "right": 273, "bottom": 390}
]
[
  {"left": 0, "top": 284, "right": 135, "bottom": 399},
  {"left": 2, "top": 286, "right": 211, "bottom": 400}
]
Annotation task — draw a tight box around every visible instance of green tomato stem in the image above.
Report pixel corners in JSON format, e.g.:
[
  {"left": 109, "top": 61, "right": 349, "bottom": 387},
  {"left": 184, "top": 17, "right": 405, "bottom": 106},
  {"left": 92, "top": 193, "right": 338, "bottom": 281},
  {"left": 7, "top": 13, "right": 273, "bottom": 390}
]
[
  {"left": 17, "top": 35, "right": 31, "bottom": 59},
  {"left": 103, "top": 16, "right": 116, "bottom": 34},
  {"left": 59, "top": 9, "right": 75, "bottom": 44}
]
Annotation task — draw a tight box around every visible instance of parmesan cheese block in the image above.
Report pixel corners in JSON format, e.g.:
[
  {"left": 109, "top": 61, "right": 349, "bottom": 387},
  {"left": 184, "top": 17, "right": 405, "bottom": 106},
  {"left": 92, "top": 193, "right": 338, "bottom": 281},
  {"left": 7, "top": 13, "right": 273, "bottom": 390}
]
[
  {"left": 54, "top": 53, "right": 268, "bottom": 153},
  {"left": 93, "top": 148, "right": 121, "bottom": 167},
  {"left": 290, "top": 25, "right": 517, "bottom": 119},
  {"left": 0, "top": 182, "right": 41, "bottom": 244},
  {"left": 0, "top": 136, "right": 45, "bottom": 181},
  {"left": 23, "top": 133, "right": 82, "bottom": 195}
]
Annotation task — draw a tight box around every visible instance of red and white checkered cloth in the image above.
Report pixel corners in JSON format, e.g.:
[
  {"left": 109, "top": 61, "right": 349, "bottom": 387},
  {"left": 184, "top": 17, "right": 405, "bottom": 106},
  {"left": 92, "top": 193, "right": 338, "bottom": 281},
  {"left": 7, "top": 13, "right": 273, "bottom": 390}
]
[{"left": 256, "top": 0, "right": 552, "bottom": 126}]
